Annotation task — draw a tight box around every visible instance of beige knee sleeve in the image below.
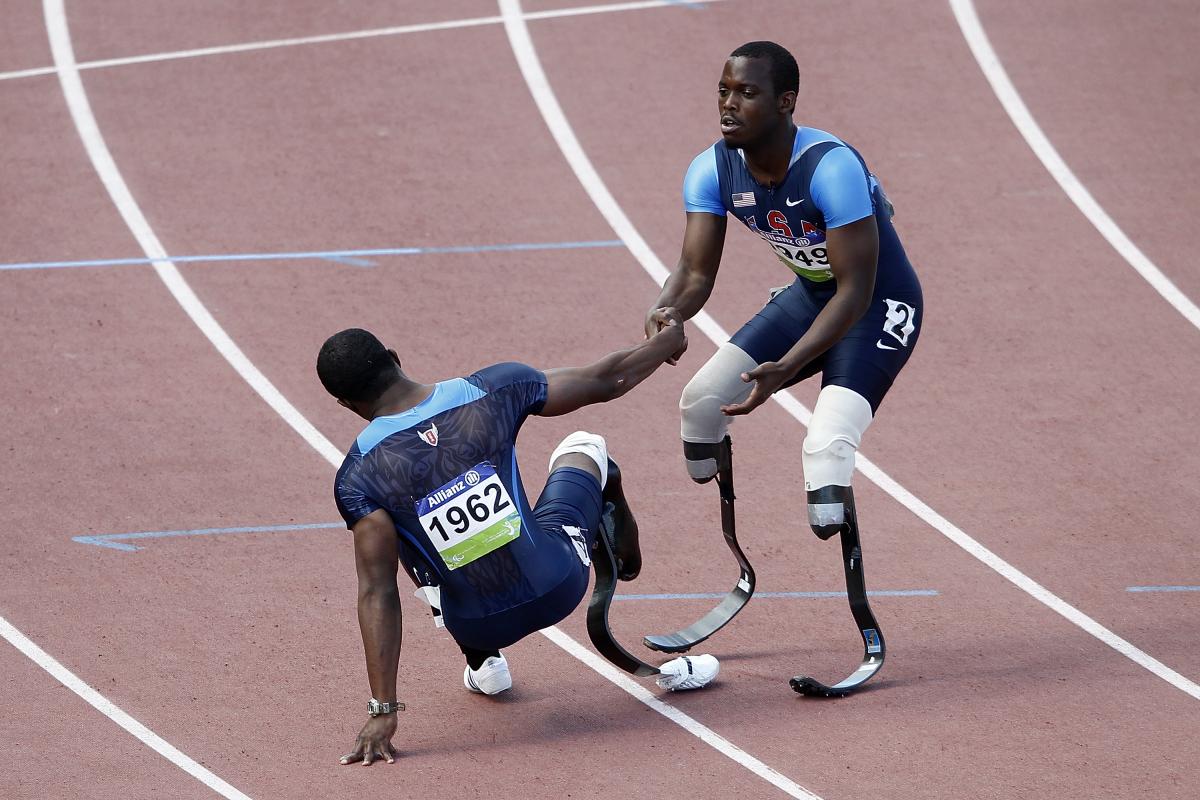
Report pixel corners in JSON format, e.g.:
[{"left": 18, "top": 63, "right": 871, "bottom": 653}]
[
  {"left": 680, "top": 343, "right": 757, "bottom": 443},
  {"left": 802, "top": 386, "right": 874, "bottom": 490},
  {"left": 679, "top": 343, "right": 757, "bottom": 481}
]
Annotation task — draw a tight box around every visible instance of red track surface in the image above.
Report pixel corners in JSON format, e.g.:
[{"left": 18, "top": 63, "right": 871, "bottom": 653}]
[{"left": 2, "top": 2, "right": 1197, "bottom": 798}]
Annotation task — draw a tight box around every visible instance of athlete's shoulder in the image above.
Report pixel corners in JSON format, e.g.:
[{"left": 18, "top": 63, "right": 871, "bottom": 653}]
[
  {"left": 470, "top": 362, "right": 546, "bottom": 392},
  {"left": 335, "top": 440, "right": 365, "bottom": 476},
  {"left": 688, "top": 142, "right": 721, "bottom": 170},
  {"left": 798, "top": 128, "right": 873, "bottom": 229},
  {"left": 471, "top": 362, "right": 548, "bottom": 416},
  {"left": 334, "top": 445, "right": 380, "bottom": 529},
  {"left": 335, "top": 440, "right": 372, "bottom": 489},
  {"left": 795, "top": 126, "right": 846, "bottom": 151},
  {"left": 683, "top": 144, "right": 725, "bottom": 216},
  {"left": 790, "top": 127, "right": 851, "bottom": 172}
]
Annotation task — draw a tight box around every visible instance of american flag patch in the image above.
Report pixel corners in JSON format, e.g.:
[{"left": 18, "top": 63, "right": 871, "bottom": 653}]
[{"left": 731, "top": 192, "right": 756, "bottom": 208}]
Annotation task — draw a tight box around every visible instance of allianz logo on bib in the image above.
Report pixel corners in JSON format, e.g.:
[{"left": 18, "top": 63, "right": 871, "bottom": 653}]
[{"left": 426, "top": 479, "right": 467, "bottom": 509}]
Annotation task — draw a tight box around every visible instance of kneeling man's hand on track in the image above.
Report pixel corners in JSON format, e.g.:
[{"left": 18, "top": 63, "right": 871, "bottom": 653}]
[{"left": 340, "top": 715, "right": 398, "bottom": 766}]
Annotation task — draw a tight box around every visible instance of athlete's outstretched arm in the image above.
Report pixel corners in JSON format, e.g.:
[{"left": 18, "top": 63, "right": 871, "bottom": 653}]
[
  {"left": 645, "top": 212, "right": 728, "bottom": 344},
  {"left": 539, "top": 313, "right": 687, "bottom": 417},
  {"left": 722, "top": 215, "right": 879, "bottom": 416},
  {"left": 340, "top": 509, "right": 402, "bottom": 766}
]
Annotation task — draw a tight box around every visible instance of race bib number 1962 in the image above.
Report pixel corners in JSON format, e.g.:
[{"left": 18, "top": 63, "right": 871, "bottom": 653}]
[{"left": 416, "top": 462, "right": 521, "bottom": 570}]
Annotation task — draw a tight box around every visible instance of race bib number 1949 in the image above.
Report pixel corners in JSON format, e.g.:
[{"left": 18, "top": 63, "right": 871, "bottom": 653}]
[{"left": 416, "top": 462, "right": 521, "bottom": 570}]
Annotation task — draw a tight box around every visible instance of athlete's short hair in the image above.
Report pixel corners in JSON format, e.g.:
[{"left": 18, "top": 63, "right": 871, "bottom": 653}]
[
  {"left": 729, "top": 41, "right": 799, "bottom": 96},
  {"left": 317, "top": 328, "right": 399, "bottom": 403}
]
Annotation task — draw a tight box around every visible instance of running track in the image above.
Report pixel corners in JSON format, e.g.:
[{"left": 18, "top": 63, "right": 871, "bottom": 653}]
[{"left": 2, "top": 2, "right": 1197, "bottom": 798}]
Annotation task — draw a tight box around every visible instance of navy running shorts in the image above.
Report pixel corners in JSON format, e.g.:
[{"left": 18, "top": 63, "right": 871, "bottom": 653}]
[
  {"left": 730, "top": 277, "right": 923, "bottom": 413},
  {"left": 443, "top": 466, "right": 602, "bottom": 650}
]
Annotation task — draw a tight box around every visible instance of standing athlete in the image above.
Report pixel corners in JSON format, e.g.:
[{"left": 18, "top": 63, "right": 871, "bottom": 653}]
[
  {"left": 319, "top": 320, "right": 712, "bottom": 766},
  {"left": 644, "top": 41, "right": 922, "bottom": 685}
]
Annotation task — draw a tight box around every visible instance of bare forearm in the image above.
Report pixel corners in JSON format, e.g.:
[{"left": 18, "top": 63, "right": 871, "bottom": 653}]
[
  {"left": 779, "top": 291, "right": 869, "bottom": 375},
  {"left": 541, "top": 313, "right": 686, "bottom": 416},
  {"left": 593, "top": 334, "right": 679, "bottom": 399},
  {"left": 357, "top": 587, "right": 402, "bottom": 702},
  {"left": 653, "top": 267, "right": 713, "bottom": 322}
]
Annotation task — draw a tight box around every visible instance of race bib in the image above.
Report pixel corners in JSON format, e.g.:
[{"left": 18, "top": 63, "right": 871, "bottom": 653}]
[
  {"left": 416, "top": 462, "right": 521, "bottom": 570},
  {"left": 744, "top": 215, "right": 833, "bottom": 282},
  {"left": 768, "top": 239, "right": 833, "bottom": 282}
]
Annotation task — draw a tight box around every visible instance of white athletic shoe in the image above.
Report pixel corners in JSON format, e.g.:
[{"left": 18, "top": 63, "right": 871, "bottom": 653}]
[
  {"left": 656, "top": 654, "right": 720, "bottom": 691},
  {"left": 464, "top": 654, "right": 513, "bottom": 696}
]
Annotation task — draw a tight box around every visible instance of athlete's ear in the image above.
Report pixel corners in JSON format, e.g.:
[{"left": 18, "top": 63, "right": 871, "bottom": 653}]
[{"left": 779, "top": 90, "right": 796, "bottom": 116}]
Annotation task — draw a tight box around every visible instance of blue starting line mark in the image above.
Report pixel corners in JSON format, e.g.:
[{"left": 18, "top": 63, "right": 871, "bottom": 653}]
[
  {"left": 1127, "top": 585, "right": 1200, "bottom": 593},
  {"left": 613, "top": 590, "right": 939, "bottom": 600},
  {"left": 73, "top": 522, "right": 344, "bottom": 552},
  {"left": 0, "top": 240, "right": 625, "bottom": 272}
]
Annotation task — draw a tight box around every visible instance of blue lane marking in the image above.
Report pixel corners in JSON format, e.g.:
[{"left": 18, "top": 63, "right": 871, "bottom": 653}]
[
  {"left": 1127, "top": 585, "right": 1200, "bottom": 593},
  {"left": 613, "top": 590, "right": 939, "bottom": 600},
  {"left": 0, "top": 240, "right": 625, "bottom": 272},
  {"left": 66, "top": 518, "right": 1196, "bottom": 601},
  {"left": 73, "top": 522, "right": 343, "bottom": 552},
  {"left": 70, "top": 520, "right": 944, "bottom": 597}
]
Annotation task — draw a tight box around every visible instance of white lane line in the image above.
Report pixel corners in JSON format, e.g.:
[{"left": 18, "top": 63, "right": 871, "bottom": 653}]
[
  {"left": 541, "top": 627, "right": 821, "bottom": 800},
  {"left": 39, "top": 1, "right": 807, "bottom": 798},
  {"left": 500, "top": 5, "right": 822, "bottom": 799},
  {"left": 0, "top": 615, "right": 251, "bottom": 800},
  {"left": 949, "top": 0, "right": 1200, "bottom": 334},
  {"left": 39, "top": 2, "right": 283, "bottom": 795},
  {"left": 497, "top": 0, "right": 1200, "bottom": 703},
  {"left": 3, "top": 1, "right": 721, "bottom": 82},
  {"left": 42, "top": 2, "right": 343, "bottom": 469}
]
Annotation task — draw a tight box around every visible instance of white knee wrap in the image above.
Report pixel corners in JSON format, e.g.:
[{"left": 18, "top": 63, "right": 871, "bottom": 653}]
[
  {"left": 802, "top": 386, "right": 874, "bottom": 491},
  {"left": 680, "top": 343, "right": 757, "bottom": 480},
  {"left": 549, "top": 431, "right": 609, "bottom": 489},
  {"left": 680, "top": 343, "right": 758, "bottom": 443}
]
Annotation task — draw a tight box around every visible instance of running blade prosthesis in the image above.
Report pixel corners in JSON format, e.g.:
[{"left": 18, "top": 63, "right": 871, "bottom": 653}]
[
  {"left": 643, "top": 437, "right": 756, "bottom": 653},
  {"left": 790, "top": 497, "right": 885, "bottom": 697},
  {"left": 586, "top": 508, "right": 718, "bottom": 690}
]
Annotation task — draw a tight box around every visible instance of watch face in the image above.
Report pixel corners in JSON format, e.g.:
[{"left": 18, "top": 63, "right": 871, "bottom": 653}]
[{"left": 368, "top": 699, "right": 402, "bottom": 715}]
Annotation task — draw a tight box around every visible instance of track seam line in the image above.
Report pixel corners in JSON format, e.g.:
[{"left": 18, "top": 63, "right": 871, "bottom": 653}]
[
  {"left": 1, "top": 1, "right": 723, "bottom": 82},
  {"left": 948, "top": 0, "right": 1200, "bottom": 333},
  {"left": 496, "top": 0, "right": 1200, "bottom": 706},
  {"left": 36, "top": 2, "right": 811, "bottom": 799}
]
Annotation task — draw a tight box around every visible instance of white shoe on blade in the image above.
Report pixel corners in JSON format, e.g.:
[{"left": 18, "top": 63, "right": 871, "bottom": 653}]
[
  {"left": 656, "top": 654, "right": 719, "bottom": 691},
  {"left": 464, "top": 655, "right": 513, "bottom": 695}
]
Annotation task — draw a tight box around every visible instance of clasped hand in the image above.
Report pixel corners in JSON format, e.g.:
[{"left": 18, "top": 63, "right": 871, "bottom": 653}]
[{"left": 645, "top": 306, "right": 688, "bottom": 365}]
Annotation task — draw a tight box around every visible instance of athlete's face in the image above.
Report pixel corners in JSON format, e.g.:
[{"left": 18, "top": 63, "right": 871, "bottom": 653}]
[{"left": 717, "top": 57, "right": 795, "bottom": 148}]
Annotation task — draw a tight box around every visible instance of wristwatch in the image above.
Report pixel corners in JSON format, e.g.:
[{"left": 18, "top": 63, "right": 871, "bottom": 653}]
[{"left": 367, "top": 698, "right": 405, "bottom": 716}]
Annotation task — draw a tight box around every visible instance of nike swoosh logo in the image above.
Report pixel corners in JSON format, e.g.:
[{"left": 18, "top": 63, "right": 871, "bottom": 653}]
[
  {"left": 785, "top": 197, "right": 803, "bottom": 207},
  {"left": 875, "top": 340, "right": 899, "bottom": 351}
]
